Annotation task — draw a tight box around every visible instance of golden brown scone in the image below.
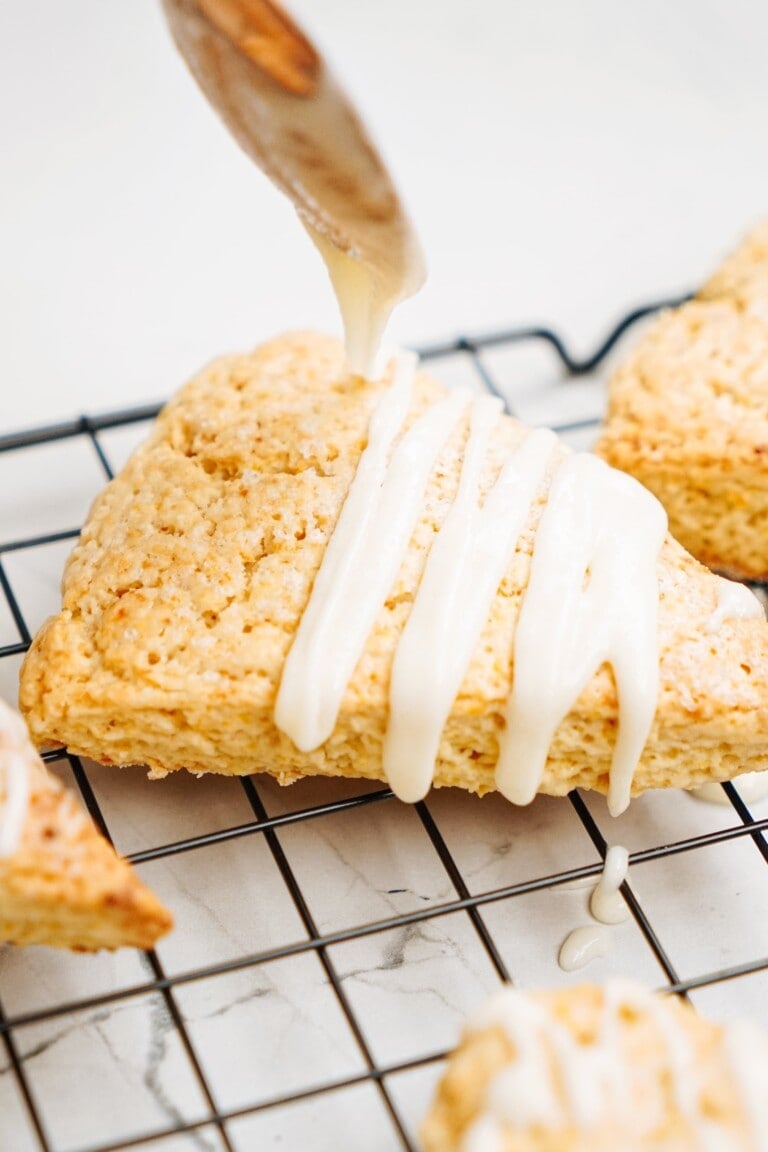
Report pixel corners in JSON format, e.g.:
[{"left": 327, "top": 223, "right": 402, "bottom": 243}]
[
  {"left": 18, "top": 332, "right": 768, "bottom": 801},
  {"left": 0, "top": 699, "right": 172, "bottom": 951},
  {"left": 422, "top": 981, "right": 768, "bottom": 1152},
  {"left": 597, "top": 221, "right": 768, "bottom": 579}
]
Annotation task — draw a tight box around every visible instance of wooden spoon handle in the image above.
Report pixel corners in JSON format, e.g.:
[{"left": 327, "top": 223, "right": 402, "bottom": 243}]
[{"left": 196, "top": 0, "right": 319, "bottom": 95}]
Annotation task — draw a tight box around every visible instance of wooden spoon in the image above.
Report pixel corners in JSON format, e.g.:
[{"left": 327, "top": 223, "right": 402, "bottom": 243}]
[{"left": 161, "top": 0, "right": 425, "bottom": 336}]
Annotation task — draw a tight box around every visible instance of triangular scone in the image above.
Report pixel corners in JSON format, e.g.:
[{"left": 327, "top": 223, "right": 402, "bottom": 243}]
[
  {"left": 422, "top": 981, "right": 768, "bottom": 1150},
  {"left": 597, "top": 220, "right": 768, "bottom": 579},
  {"left": 0, "top": 699, "right": 172, "bottom": 951},
  {"left": 18, "top": 332, "right": 768, "bottom": 803}
]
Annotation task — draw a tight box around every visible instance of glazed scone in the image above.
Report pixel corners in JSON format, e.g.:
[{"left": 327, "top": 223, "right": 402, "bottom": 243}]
[
  {"left": 18, "top": 332, "right": 768, "bottom": 802},
  {"left": 0, "top": 699, "right": 172, "bottom": 950},
  {"left": 421, "top": 981, "right": 768, "bottom": 1152},
  {"left": 597, "top": 221, "right": 768, "bottom": 579}
]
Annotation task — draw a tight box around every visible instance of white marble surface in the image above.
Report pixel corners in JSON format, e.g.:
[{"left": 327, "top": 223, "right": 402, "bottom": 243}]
[
  {"left": 3, "top": 412, "right": 768, "bottom": 1149},
  {"left": 2, "top": 752, "right": 768, "bottom": 1150},
  {"left": 3, "top": 2, "right": 768, "bottom": 1150}
]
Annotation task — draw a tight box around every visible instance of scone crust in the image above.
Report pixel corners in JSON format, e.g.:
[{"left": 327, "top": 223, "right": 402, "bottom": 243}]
[
  {"left": 19, "top": 332, "right": 768, "bottom": 799},
  {"left": 699, "top": 217, "right": 768, "bottom": 321},
  {"left": 597, "top": 221, "right": 768, "bottom": 579},
  {"left": 0, "top": 701, "right": 172, "bottom": 951},
  {"left": 421, "top": 983, "right": 760, "bottom": 1151}
]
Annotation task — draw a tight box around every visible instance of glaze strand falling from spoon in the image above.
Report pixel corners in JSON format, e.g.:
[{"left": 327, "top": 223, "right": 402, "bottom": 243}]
[{"left": 161, "top": 0, "right": 426, "bottom": 376}]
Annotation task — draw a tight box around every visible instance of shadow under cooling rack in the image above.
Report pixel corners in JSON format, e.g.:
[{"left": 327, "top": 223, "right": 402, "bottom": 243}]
[{"left": 3, "top": 296, "right": 768, "bottom": 1152}]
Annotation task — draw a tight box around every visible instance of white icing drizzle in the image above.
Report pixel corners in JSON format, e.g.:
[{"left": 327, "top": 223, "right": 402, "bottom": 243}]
[
  {"left": 705, "top": 576, "right": 765, "bottom": 635},
  {"left": 0, "top": 700, "right": 32, "bottom": 859},
  {"left": 383, "top": 407, "right": 556, "bottom": 802},
  {"left": 590, "top": 844, "right": 630, "bottom": 924},
  {"left": 0, "top": 753, "right": 30, "bottom": 859},
  {"left": 695, "top": 571, "right": 764, "bottom": 806},
  {"left": 605, "top": 980, "right": 698, "bottom": 1126},
  {"left": 496, "top": 454, "right": 667, "bottom": 817},
  {"left": 274, "top": 353, "right": 470, "bottom": 750},
  {"left": 461, "top": 1114, "right": 505, "bottom": 1152},
  {"left": 275, "top": 355, "right": 668, "bottom": 813},
  {"left": 469, "top": 986, "right": 600, "bottom": 1130},
  {"left": 558, "top": 924, "right": 611, "bottom": 971},
  {"left": 693, "top": 772, "right": 768, "bottom": 807},
  {"left": 466, "top": 980, "right": 719, "bottom": 1142},
  {"left": 693, "top": 580, "right": 767, "bottom": 807}
]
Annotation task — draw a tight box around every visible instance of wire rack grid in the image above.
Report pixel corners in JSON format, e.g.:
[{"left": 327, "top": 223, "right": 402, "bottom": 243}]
[{"left": 2, "top": 299, "right": 768, "bottom": 1152}]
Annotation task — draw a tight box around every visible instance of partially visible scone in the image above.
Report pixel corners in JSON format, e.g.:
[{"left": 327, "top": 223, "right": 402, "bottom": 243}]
[
  {"left": 699, "top": 217, "right": 768, "bottom": 321},
  {"left": 18, "top": 333, "right": 768, "bottom": 801},
  {"left": 422, "top": 981, "right": 768, "bottom": 1151},
  {"left": 597, "top": 221, "right": 768, "bottom": 579},
  {"left": 0, "top": 699, "right": 172, "bottom": 950}
]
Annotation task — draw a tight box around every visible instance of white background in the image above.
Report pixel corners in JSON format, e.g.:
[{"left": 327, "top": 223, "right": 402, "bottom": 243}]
[{"left": 1, "top": 0, "right": 767, "bottom": 432}]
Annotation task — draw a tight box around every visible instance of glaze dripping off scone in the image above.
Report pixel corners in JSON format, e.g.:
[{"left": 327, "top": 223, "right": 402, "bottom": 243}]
[
  {"left": 0, "top": 699, "right": 172, "bottom": 951},
  {"left": 19, "top": 332, "right": 768, "bottom": 804},
  {"left": 597, "top": 219, "right": 768, "bottom": 580},
  {"left": 422, "top": 981, "right": 768, "bottom": 1151}
]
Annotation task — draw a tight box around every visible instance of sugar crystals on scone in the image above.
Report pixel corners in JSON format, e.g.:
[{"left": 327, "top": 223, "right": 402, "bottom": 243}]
[
  {"left": 0, "top": 698, "right": 172, "bottom": 951},
  {"left": 598, "top": 220, "right": 768, "bottom": 580},
  {"left": 422, "top": 980, "right": 768, "bottom": 1151}
]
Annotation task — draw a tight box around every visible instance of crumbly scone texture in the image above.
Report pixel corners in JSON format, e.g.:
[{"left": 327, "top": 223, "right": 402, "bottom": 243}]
[
  {"left": 596, "top": 220, "right": 768, "bottom": 579},
  {"left": 421, "top": 983, "right": 762, "bottom": 1151},
  {"left": 0, "top": 699, "right": 172, "bottom": 950},
  {"left": 699, "top": 217, "right": 768, "bottom": 321},
  {"left": 18, "top": 331, "right": 768, "bottom": 799}
]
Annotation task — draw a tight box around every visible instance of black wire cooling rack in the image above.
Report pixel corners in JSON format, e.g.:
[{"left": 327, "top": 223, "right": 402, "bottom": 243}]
[{"left": 3, "top": 299, "right": 768, "bottom": 1152}]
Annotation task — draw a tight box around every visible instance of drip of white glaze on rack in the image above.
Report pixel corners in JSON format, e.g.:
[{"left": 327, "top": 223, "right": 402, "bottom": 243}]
[
  {"left": 496, "top": 454, "right": 668, "bottom": 817},
  {"left": 552, "top": 875, "right": 594, "bottom": 892},
  {"left": 462, "top": 980, "right": 738, "bottom": 1148},
  {"left": 557, "top": 847, "right": 629, "bottom": 973},
  {"left": 383, "top": 406, "right": 556, "bottom": 803},
  {"left": 275, "top": 355, "right": 470, "bottom": 751},
  {"left": 705, "top": 576, "right": 765, "bottom": 635},
  {"left": 590, "top": 844, "right": 629, "bottom": 924},
  {"left": 558, "top": 925, "right": 611, "bottom": 971},
  {"left": 0, "top": 701, "right": 31, "bottom": 858}
]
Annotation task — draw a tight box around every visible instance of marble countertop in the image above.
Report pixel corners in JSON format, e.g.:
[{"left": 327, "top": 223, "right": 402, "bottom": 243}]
[{"left": 2, "top": 2, "right": 768, "bottom": 1150}]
